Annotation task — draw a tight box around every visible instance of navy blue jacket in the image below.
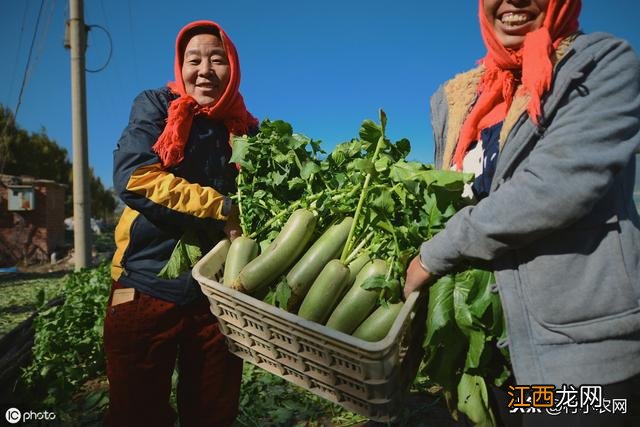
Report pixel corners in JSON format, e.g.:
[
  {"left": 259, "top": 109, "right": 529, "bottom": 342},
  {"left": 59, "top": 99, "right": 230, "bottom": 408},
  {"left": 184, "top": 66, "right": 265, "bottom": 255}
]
[{"left": 112, "top": 87, "right": 237, "bottom": 305}]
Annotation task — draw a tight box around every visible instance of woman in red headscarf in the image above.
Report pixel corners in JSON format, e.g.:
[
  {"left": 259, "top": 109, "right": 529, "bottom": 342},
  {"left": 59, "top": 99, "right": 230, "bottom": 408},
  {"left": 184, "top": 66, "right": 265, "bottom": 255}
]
[
  {"left": 105, "top": 21, "right": 258, "bottom": 427},
  {"left": 405, "top": 0, "right": 640, "bottom": 424}
]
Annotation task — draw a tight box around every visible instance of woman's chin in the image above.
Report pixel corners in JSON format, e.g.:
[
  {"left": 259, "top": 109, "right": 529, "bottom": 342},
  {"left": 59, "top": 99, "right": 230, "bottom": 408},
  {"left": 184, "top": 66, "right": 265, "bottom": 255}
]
[
  {"left": 495, "top": 21, "right": 541, "bottom": 49},
  {"left": 194, "top": 94, "right": 219, "bottom": 107},
  {"left": 496, "top": 33, "right": 527, "bottom": 50}
]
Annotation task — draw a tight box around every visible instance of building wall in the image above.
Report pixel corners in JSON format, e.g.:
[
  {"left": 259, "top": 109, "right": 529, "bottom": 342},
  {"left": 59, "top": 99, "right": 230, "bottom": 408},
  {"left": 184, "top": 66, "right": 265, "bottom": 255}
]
[
  {"left": 0, "top": 176, "right": 66, "bottom": 266},
  {"left": 43, "top": 183, "right": 66, "bottom": 253}
]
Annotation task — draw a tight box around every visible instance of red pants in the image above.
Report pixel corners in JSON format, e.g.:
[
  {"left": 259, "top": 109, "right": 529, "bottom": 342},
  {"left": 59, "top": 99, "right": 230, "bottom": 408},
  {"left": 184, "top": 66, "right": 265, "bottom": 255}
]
[{"left": 103, "top": 280, "right": 242, "bottom": 427}]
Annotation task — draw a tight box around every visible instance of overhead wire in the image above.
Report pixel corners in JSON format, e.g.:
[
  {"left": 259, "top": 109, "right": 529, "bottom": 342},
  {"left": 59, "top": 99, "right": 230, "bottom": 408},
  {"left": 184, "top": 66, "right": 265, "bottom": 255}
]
[
  {"left": 127, "top": 0, "right": 140, "bottom": 87},
  {"left": 85, "top": 0, "right": 119, "bottom": 189},
  {"left": 1, "top": 0, "right": 46, "bottom": 176},
  {"left": 14, "top": 0, "right": 45, "bottom": 121},
  {"left": 86, "top": 24, "right": 113, "bottom": 73},
  {"left": 25, "top": 0, "right": 56, "bottom": 93},
  {"left": 99, "top": 0, "right": 125, "bottom": 96},
  {"left": 7, "top": 1, "right": 30, "bottom": 103}
]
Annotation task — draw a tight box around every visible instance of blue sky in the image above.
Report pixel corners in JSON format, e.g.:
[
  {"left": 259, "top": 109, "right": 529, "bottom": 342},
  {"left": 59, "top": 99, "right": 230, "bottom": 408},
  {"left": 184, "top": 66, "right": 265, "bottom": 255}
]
[{"left": 1, "top": 0, "right": 639, "bottom": 189}]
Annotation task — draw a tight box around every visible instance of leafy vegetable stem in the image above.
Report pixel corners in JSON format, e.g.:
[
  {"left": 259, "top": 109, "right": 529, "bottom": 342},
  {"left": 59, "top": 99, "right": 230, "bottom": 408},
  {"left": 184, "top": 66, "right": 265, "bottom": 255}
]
[
  {"left": 385, "top": 255, "right": 395, "bottom": 281},
  {"left": 344, "top": 230, "right": 374, "bottom": 265},
  {"left": 319, "top": 172, "right": 334, "bottom": 191},
  {"left": 390, "top": 224, "right": 401, "bottom": 260},
  {"left": 246, "top": 188, "right": 332, "bottom": 239},
  {"left": 248, "top": 205, "right": 296, "bottom": 239},
  {"left": 237, "top": 170, "right": 248, "bottom": 236},
  {"left": 329, "top": 185, "right": 358, "bottom": 202},
  {"left": 292, "top": 150, "right": 304, "bottom": 171},
  {"left": 340, "top": 109, "right": 387, "bottom": 263},
  {"left": 389, "top": 228, "right": 403, "bottom": 286}
]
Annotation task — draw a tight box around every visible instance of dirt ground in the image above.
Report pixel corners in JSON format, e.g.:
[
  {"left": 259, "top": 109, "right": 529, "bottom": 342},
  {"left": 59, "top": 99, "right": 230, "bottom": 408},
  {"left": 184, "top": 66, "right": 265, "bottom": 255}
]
[
  {"left": 12, "top": 249, "right": 112, "bottom": 276},
  {"left": 17, "top": 256, "right": 74, "bottom": 274}
]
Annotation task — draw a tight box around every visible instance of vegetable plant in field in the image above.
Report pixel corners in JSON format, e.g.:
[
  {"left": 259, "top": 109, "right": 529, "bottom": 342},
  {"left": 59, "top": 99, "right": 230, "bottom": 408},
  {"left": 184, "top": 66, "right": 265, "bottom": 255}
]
[
  {"left": 21, "top": 263, "right": 110, "bottom": 406},
  {"left": 0, "top": 274, "right": 66, "bottom": 337}
]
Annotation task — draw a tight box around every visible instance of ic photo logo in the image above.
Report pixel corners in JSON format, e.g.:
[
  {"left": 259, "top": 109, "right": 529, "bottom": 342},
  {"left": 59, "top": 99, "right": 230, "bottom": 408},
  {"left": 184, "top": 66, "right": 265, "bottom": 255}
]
[
  {"left": 5, "top": 408, "right": 21, "bottom": 424},
  {"left": 4, "top": 408, "right": 56, "bottom": 424}
]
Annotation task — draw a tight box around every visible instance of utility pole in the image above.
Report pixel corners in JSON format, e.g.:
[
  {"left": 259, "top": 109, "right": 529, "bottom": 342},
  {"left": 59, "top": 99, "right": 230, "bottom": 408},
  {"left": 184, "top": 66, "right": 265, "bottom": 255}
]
[{"left": 65, "top": 0, "right": 91, "bottom": 270}]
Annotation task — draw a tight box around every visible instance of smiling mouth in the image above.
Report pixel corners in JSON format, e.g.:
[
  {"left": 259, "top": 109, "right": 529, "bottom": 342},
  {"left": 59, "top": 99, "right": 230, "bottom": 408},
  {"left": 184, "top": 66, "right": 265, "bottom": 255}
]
[
  {"left": 196, "top": 82, "right": 218, "bottom": 90},
  {"left": 499, "top": 12, "right": 534, "bottom": 28}
]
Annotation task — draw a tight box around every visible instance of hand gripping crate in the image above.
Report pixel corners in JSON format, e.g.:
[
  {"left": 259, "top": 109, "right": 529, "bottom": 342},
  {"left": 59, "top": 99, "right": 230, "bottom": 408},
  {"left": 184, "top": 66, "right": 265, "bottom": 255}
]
[{"left": 192, "top": 240, "right": 426, "bottom": 422}]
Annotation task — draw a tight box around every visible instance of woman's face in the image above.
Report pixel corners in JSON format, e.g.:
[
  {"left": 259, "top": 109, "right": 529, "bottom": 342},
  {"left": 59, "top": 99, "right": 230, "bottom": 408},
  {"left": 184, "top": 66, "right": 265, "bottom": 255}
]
[
  {"left": 483, "top": 0, "right": 549, "bottom": 49},
  {"left": 181, "top": 33, "right": 230, "bottom": 106}
]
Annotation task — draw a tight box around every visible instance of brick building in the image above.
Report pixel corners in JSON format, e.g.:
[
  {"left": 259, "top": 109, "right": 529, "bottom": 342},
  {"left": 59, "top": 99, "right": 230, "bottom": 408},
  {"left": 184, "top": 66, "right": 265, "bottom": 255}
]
[{"left": 0, "top": 174, "right": 66, "bottom": 266}]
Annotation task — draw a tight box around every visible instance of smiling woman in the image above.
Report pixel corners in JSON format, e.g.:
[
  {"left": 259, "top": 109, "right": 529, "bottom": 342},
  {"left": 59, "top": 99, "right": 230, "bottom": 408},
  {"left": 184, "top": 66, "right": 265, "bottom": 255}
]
[
  {"left": 105, "top": 20, "right": 259, "bottom": 427},
  {"left": 405, "top": 0, "right": 640, "bottom": 425},
  {"left": 180, "top": 32, "right": 230, "bottom": 106},
  {"left": 483, "top": 0, "right": 549, "bottom": 49}
]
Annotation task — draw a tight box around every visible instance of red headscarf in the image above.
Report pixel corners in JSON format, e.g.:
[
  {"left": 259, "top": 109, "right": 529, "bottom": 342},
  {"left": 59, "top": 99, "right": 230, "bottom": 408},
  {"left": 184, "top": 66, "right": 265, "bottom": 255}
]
[
  {"left": 452, "top": 0, "right": 581, "bottom": 170},
  {"left": 152, "top": 20, "right": 258, "bottom": 168}
]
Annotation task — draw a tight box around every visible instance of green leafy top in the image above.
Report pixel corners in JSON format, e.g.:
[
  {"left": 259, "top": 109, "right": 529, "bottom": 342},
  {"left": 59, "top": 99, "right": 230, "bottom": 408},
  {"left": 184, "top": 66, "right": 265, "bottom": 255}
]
[
  {"left": 161, "top": 113, "right": 508, "bottom": 425},
  {"left": 232, "top": 114, "right": 473, "bottom": 302}
]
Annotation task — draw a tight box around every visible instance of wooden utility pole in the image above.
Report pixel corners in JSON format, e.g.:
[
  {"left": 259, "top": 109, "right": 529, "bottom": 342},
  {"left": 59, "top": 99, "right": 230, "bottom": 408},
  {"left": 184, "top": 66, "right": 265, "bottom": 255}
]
[{"left": 66, "top": 0, "right": 91, "bottom": 270}]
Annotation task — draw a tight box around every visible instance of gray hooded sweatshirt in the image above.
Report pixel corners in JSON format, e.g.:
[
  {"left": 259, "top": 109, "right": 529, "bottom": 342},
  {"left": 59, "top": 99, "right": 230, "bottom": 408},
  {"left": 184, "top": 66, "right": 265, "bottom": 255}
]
[{"left": 421, "top": 32, "right": 640, "bottom": 386}]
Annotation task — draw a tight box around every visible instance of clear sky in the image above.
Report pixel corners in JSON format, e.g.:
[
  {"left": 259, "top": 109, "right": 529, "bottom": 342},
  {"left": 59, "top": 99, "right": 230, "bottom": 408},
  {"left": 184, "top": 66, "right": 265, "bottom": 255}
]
[{"left": 1, "top": 0, "right": 639, "bottom": 189}]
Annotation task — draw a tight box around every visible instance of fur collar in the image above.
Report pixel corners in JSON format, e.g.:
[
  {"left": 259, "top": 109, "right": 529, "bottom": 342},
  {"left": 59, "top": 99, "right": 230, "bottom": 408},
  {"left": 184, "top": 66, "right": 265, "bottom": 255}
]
[{"left": 439, "top": 34, "right": 579, "bottom": 169}]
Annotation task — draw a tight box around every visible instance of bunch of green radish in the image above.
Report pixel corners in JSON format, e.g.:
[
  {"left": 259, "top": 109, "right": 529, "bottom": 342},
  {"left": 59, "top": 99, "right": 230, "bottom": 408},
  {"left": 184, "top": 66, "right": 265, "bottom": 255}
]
[
  {"left": 222, "top": 209, "right": 402, "bottom": 341},
  {"left": 162, "top": 112, "right": 509, "bottom": 425},
  {"left": 223, "top": 111, "right": 405, "bottom": 341},
  {"left": 162, "top": 111, "right": 474, "bottom": 341}
]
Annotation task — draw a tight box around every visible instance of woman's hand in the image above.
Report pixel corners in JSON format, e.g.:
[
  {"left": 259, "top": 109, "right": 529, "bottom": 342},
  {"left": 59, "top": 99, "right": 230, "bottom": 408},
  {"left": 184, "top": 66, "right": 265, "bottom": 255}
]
[
  {"left": 403, "top": 255, "right": 433, "bottom": 299},
  {"left": 223, "top": 205, "right": 242, "bottom": 241}
]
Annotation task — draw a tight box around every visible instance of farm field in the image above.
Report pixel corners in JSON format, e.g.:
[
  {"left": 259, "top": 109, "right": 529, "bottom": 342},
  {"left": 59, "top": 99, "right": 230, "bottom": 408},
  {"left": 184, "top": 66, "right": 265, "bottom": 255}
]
[
  {"left": 0, "top": 265, "right": 455, "bottom": 426},
  {"left": 0, "top": 272, "right": 66, "bottom": 337}
]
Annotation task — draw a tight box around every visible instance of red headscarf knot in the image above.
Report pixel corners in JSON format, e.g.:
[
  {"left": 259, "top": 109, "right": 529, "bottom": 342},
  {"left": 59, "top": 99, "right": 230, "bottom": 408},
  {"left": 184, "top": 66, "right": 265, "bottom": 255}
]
[
  {"left": 152, "top": 20, "right": 258, "bottom": 168},
  {"left": 452, "top": 0, "right": 581, "bottom": 170}
]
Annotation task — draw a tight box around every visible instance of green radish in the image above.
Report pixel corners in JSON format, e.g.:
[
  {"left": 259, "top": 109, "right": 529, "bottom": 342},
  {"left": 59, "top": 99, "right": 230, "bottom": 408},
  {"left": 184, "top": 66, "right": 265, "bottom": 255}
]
[
  {"left": 325, "top": 259, "right": 387, "bottom": 334},
  {"left": 297, "top": 259, "right": 350, "bottom": 324},
  {"left": 222, "top": 236, "right": 259, "bottom": 287},
  {"left": 346, "top": 252, "right": 371, "bottom": 289},
  {"left": 286, "top": 217, "right": 353, "bottom": 309},
  {"left": 329, "top": 252, "right": 370, "bottom": 303},
  {"left": 353, "top": 302, "right": 404, "bottom": 342},
  {"left": 232, "top": 209, "right": 316, "bottom": 294}
]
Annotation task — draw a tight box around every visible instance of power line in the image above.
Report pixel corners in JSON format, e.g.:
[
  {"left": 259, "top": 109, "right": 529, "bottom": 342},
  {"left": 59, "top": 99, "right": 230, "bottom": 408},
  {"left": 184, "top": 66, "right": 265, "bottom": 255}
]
[
  {"left": 14, "top": 0, "right": 46, "bottom": 121},
  {"left": 100, "top": 0, "right": 110, "bottom": 30},
  {"left": 100, "top": 0, "right": 126, "bottom": 99},
  {"left": 95, "top": 0, "right": 121, "bottom": 122},
  {"left": 1, "top": 1, "right": 42, "bottom": 176},
  {"left": 25, "top": 0, "right": 57, "bottom": 93},
  {"left": 7, "top": 1, "right": 29, "bottom": 103},
  {"left": 86, "top": 24, "right": 113, "bottom": 73},
  {"left": 127, "top": 0, "right": 140, "bottom": 87}
]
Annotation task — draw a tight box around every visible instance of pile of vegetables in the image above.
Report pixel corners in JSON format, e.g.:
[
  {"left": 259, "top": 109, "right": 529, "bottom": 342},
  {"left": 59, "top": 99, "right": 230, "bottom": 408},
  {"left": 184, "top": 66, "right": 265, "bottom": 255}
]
[
  {"left": 162, "top": 111, "right": 510, "bottom": 426},
  {"left": 226, "top": 112, "right": 469, "bottom": 307}
]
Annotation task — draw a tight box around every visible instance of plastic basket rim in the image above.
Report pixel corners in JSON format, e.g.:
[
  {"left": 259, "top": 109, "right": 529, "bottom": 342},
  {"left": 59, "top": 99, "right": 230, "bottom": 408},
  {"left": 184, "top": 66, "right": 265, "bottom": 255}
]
[{"left": 192, "top": 239, "right": 420, "bottom": 353}]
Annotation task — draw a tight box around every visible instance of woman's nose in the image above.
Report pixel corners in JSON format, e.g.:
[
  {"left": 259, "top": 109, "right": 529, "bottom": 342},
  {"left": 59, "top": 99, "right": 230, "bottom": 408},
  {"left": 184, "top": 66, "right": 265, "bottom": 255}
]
[
  {"left": 506, "top": 0, "right": 532, "bottom": 6},
  {"left": 198, "top": 62, "right": 213, "bottom": 76}
]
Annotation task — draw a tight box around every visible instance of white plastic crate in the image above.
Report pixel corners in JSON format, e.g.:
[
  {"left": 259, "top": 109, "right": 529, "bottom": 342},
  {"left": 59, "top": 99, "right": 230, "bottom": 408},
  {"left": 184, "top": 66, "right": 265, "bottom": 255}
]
[{"left": 192, "top": 239, "right": 426, "bottom": 422}]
